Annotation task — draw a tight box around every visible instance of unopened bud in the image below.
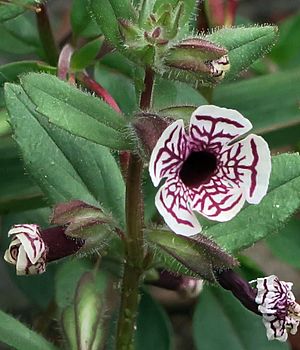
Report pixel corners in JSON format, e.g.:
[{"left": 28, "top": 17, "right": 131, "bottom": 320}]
[
  {"left": 133, "top": 113, "right": 173, "bottom": 157},
  {"left": 164, "top": 38, "right": 230, "bottom": 82}
]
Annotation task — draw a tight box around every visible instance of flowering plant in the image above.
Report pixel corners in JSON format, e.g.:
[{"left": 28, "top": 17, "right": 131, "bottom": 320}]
[{"left": 0, "top": 0, "right": 300, "bottom": 349}]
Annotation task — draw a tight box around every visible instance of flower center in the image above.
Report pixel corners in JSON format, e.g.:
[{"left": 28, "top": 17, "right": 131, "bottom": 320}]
[{"left": 179, "top": 151, "right": 217, "bottom": 188}]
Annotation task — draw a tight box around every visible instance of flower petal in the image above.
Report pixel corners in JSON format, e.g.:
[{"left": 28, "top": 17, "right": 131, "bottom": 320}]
[
  {"left": 190, "top": 177, "right": 245, "bottom": 221},
  {"left": 220, "top": 134, "right": 271, "bottom": 204},
  {"left": 149, "top": 119, "right": 189, "bottom": 187},
  {"left": 189, "top": 105, "right": 252, "bottom": 152},
  {"left": 155, "top": 177, "right": 201, "bottom": 236},
  {"left": 9, "top": 224, "right": 45, "bottom": 264}
]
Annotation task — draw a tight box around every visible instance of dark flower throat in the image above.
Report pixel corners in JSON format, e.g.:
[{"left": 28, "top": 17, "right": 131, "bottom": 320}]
[{"left": 179, "top": 151, "right": 217, "bottom": 188}]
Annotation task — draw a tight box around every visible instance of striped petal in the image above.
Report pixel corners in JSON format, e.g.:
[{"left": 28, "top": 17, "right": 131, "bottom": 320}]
[
  {"left": 149, "top": 120, "right": 189, "bottom": 187},
  {"left": 219, "top": 134, "right": 271, "bottom": 204},
  {"left": 155, "top": 177, "right": 201, "bottom": 236},
  {"left": 189, "top": 105, "right": 252, "bottom": 153}
]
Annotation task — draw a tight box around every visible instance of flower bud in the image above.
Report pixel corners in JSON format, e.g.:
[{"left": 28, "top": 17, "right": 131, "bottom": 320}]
[
  {"left": 164, "top": 38, "right": 230, "bottom": 83},
  {"left": 133, "top": 112, "right": 173, "bottom": 157},
  {"left": 4, "top": 224, "right": 84, "bottom": 275},
  {"left": 51, "top": 200, "right": 117, "bottom": 250},
  {"left": 150, "top": 270, "right": 203, "bottom": 298}
]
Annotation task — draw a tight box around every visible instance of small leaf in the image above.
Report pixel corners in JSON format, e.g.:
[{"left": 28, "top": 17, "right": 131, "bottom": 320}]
[
  {"left": 0, "top": 309, "right": 58, "bottom": 350},
  {"left": 71, "top": 0, "right": 102, "bottom": 38},
  {"left": 146, "top": 229, "right": 237, "bottom": 281},
  {"left": 205, "top": 153, "right": 300, "bottom": 253},
  {"left": 19, "top": 73, "right": 133, "bottom": 150},
  {"left": 193, "top": 286, "right": 289, "bottom": 350},
  {"left": 71, "top": 37, "right": 104, "bottom": 70},
  {"left": 206, "top": 26, "right": 278, "bottom": 80},
  {"left": 87, "top": 0, "right": 124, "bottom": 49}
]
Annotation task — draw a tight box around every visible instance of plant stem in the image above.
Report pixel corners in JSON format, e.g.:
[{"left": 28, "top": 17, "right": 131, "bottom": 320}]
[
  {"left": 116, "top": 68, "right": 154, "bottom": 350},
  {"left": 36, "top": 4, "right": 58, "bottom": 66},
  {"left": 140, "top": 67, "right": 155, "bottom": 110}
]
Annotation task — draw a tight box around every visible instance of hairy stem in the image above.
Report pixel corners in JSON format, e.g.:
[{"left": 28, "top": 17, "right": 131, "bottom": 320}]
[
  {"left": 116, "top": 68, "right": 154, "bottom": 350},
  {"left": 36, "top": 4, "right": 58, "bottom": 66}
]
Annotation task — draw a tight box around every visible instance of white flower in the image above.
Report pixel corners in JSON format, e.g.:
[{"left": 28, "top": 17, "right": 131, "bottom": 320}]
[
  {"left": 4, "top": 224, "right": 46, "bottom": 275},
  {"left": 255, "top": 275, "right": 300, "bottom": 342},
  {"left": 149, "top": 105, "right": 271, "bottom": 236}
]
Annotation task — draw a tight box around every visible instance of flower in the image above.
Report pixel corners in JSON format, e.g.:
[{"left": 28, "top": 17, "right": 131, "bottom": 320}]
[
  {"left": 149, "top": 105, "right": 271, "bottom": 236},
  {"left": 4, "top": 224, "right": 84, "bottom": 276},
  {"left": 255, "top": 275, "right": 300, "bottom": 342},
  {"left": 4, "top": 224, "right": 46, "bottom": 275}
]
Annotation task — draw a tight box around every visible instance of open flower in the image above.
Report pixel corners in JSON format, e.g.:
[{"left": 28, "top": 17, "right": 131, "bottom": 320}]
[
  {"left": 4, "top": 224, "right": 84, "bottom": 275},
  {"left": 149, "top": 105, "right": 271, "bottom": 236},
  {"left": 255, "top": 275, "right": 300, "bottom": 342},
  {"left": 4, "top": 224, "right": 46, "bottom": 275}
]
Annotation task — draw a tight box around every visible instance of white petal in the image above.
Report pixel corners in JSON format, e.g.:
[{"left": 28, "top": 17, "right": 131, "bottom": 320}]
[
  {"left": 155, "top": 177, "right": 201, "bottom": 236},
  {"left": 149, "top": 119, "right": 189, "bottom": 187},
  {"left": 220, "top": 134, "right": 271, "bottom": 204},
  {"left": 15, "top": 246, "right": 30, "bottom": 275},
  {"left": 189, "top": 105, "right": 252, "bottom": 152},
  {"left": 14, "top": 226, "right": 45, "bottom": 264},
  {"left": 190, "top": 177, "right": 245, "bottom": 221}
]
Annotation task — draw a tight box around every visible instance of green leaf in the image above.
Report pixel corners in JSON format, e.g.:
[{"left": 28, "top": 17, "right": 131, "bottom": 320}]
[
  {"left": 0, "top": 309, "right": 58, "bottom": 350},
  {"left": 107, "top": 0, "right": 137, "bottom": 21},
  {"left": 0, "top": 13, "right": 42, "bottom": 55},
  {"left": 87, "top": 0, "right": 124, "bottom": 49},
  {"left": 0, "top": 1, "right": 40, "bottom": 22},
  {"left": 205, "top": 153, "right": 300, "bottom": 253},
  {"left": 0, "top": 60, "right": 56, "bottom": 108},
  {"left": 71, "top": 37, "right": 103, "bottom": 70},
  {"left": 136, "top": 291, "right": 173, "bottom": 350},
  {"left": 0, "top": 137, "right": 44, "bottom": 214},
  {"left": 270, "top": 13, "right": 300, "bottom": 68},
  {"left": 146, "top": 229, "right": 237, "bottom": 281},
  {"left": 193, "top": 286, "right": 290, "bottom": 350},
  {"left": 0, "top": 109, "right": 10, "bottom": 136},
  {"left": 19, "top": 73, "right": 133, "bottom": 150},
  {"left": 4, "top": 84, "right": 126, "bottom": 227},
  {"left": 206, "top": 26, "right": 278, "bottom": 80},
  {"left": 214, "top": 68, "right": 300, "bottom": 148},
  {"left": 71, "top": 0, "right": 102, "bottom": 38},
  {"left": 153, "top": 78, "right": 207, "bottom": 111},
  {"left": 267, "top": 218, "right": 300, "bottom": 268}
]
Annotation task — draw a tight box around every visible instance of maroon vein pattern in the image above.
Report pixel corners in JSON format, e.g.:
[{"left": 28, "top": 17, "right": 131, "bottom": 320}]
[
  {"left": 4, "top": 224, "right": 46, "bottom": 275},
  {"left": 256, "top": 275, "right": 300, "bottom": 342},
  {"left": 149, "top": 105, "right": 271, "bottom": 236}
]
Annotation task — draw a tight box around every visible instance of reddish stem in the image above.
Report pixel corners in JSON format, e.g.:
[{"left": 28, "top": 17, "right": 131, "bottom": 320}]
[
  {"left": 80, "top": 73, "right": 121, "bottom": 113},
  {"left": 78, "top": 73, "right": 129, "bottom": 175},
  {"left": 140, "top": 67, "right": 155, "bottom": 110},
  {"left": 225, "top": 0, "right": 239, "bottom": 26}
]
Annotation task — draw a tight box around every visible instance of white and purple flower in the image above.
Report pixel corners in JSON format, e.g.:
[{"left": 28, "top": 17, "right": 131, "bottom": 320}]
[
  {"left": 149, "top": 105, "right": 271, "bottom": 236},
  {"left": 4, "top": 224, "right": 46, "bottom": 275},
  {"left": 255, "top": 275, "right": 300, "bottom": 342}
]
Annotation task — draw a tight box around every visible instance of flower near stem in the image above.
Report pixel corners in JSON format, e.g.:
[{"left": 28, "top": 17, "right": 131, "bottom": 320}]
[
  {"left": 4, "top": 224, "right": 84, "bottom": 275},
  {"left": 149, "top": 105, "right": 271, "bottom": 236},
  {"left": 255, "top": 275, "right": 300, "bottom": 342},
  {"left": 216, "top": 270, "right": 300, "bottom": 342}
]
